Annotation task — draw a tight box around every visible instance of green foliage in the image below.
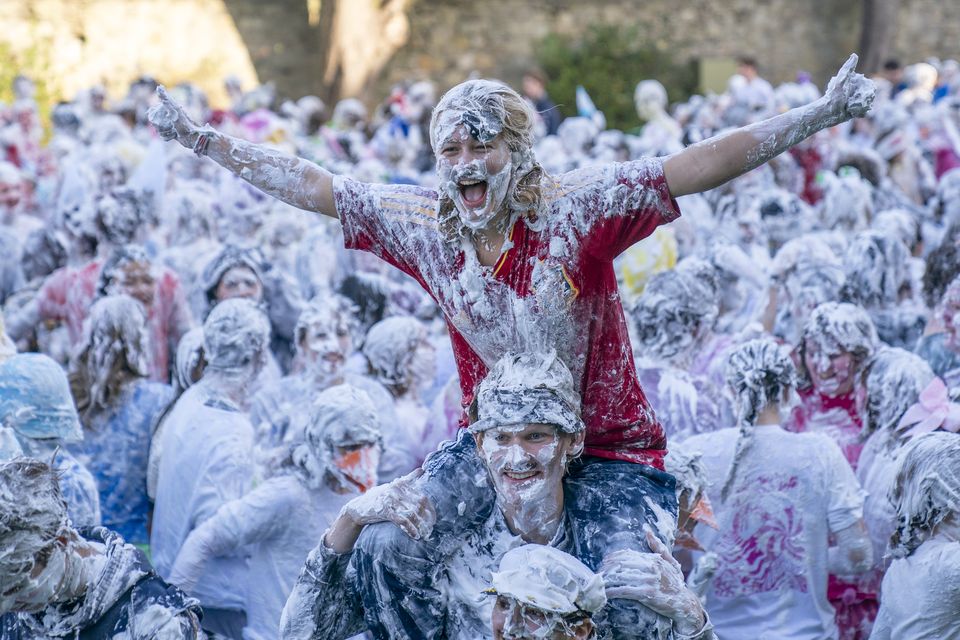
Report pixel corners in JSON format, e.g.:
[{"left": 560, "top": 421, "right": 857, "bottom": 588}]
[
  {"left": 535, "top": 24, "right": 698, "bottom": 132},
  {"left": 0, "top": 38, "right": 57, "bottom": 142}
]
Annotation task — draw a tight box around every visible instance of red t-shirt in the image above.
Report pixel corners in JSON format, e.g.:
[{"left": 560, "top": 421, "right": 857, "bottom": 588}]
[{"left": 335, "top": 158, "right": 681, "bottom": 469}]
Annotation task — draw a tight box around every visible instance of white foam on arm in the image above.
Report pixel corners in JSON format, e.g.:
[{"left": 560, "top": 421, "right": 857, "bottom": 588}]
[{"left": 663, "top": 54, "right": 874, "bottom": 197}]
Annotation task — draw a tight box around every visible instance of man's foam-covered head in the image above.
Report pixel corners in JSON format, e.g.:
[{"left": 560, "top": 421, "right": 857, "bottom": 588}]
[
  {"left": 295, "top": 294, "right": 358, "bottom": 380},
  {"left": 0, "top": 459, "right": 70, "bottom": 613},
  {"left": 490, "top": 544, "right": 604, "bottom": 639},
  {"left": 202, "top": 298, "right": 271, "bottom": 374},
  {"left": 840, "top": 230, "right": 910, "bottom": 308},
  {"left": 471, "top": 351, "right": 583, "bottom": 436}
]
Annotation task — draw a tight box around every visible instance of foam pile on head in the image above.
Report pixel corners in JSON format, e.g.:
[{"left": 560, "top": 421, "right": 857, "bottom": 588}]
[
  {"left": 889, "top": 431, "right": 960, "bottom": 557},
  {"left": 490, "top": 544, "right": 606, "bottom": 637},
  {"left": 202, "top": 298, "right": 271, "bottom": 374},
  {"left": 0, "top": 354, "right": 82, "bottom": 443},
  {"left": 293, "top": 383, "right": 381, "bottom": 490},
  {"left": 725, "top": 337, "right": 797, "bottom": 427},
  {"left": 362, "top": 316, "right": 425, "bottom": 388},
  {"left": 631, "top": 268, "right": 718, "bottom": 363},
  {"left": 470, "top": 350, "right": 583, "bottom": 435},
  {"left": 864, "top": 347, "right": 934, "bottom": 437},
  {"left": 801, "top": 302, "right": 878, "bottom": 371}
]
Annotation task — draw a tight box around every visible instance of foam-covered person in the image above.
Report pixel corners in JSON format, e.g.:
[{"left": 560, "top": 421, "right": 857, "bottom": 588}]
[
  {"left": 286, "top": 352, "right": 710, "bottom": 639},
  {"left": 840, "top": 230, "right": 925, "bottom": 349},
  {"left": 151, "top": 299, "right": 271, "bottom": 639},
  {"left": 869, "top": 432, "right": 960, "bottom": 639},
  {"left": 681, "top": 338, "right": 872, "bottom": 640},
  {"left": 171, "top": 384, "right": 381, "bottom": 640},
  {"left": 149, "top": 58, "right": 874, "bottom": 638},
  {"left": 487, "top": 545, "right": 608, "bottom": 640},
  {"left": 786, "top": 302, "right": 879, "bottom": 470},
  {"left": 97, "top": 244, "right": 194, "bottom": 383},
  {"left": 915, "top": 274, "right": 960, "bottom": 393},
  {"left": 0, "top": 459, "right": 203, "bottom": 639},
  {"left": 68, "top": 295, "right": 174, "bottom": 545},
  {"left": 632, "top": 79, "right": 683, "bottom": 156},
  {"left": 0, "top": 353, "right": 101, "bottom": 528},
  {"left": 631, "top": 268, "right": 731, "bottom": 440},
  {"left": 360, "top": 316, "right": 437, "bottom": 476}
]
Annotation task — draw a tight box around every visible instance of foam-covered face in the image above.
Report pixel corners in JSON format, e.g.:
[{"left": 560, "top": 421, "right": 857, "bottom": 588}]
[
  {"left": 804, "top": 338, "right": 858, "bottom": 397},
  {"left": 436, "top": 122, "right": 513, "bottom": 230},
  {"left": 215, "top": 266, "right": 263, "bottom": 303},
  {"left": 492, "top": 597, "right": 591, "bottom": 640},
  {"left": 0, "top": 179, "right": 22, "bottom": 215},
  {"left": 331, "top": 442, "right": 381, "bottom": 493},
  {"left": 476, "top": 423, "right": 576, "bottom": 514},
  {"left": 301, "top": 315, "right": 352, "bottom": 379},
  {"left": 110, "top": 261, "right": 155, "bottom": 309}
]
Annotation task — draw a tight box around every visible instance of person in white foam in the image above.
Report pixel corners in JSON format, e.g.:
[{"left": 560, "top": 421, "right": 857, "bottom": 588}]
[
  {"left": 679, "top": 337, "right": 872, "bottom": 640},
  {"left": 151, "top": 298, "right": 271, "bottom": 640},
  {"left": 168, "top": 384, "right": 382, "bottom": 640},
  {"left": 869, "top": 431, "right": 960, "bottom": 640},
  {"left": 487, "top": 544, "right": 606, "bottom": 640}
]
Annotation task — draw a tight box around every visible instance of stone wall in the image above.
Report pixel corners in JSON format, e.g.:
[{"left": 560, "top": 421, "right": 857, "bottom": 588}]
[{"left": 2, "top": 0, "right": 959, "bottom": 110}]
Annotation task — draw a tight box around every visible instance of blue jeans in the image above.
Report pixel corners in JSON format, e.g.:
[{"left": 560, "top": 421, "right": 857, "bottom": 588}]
[{"left": 352, "top": 431, "right": 678, "bottom": 639}]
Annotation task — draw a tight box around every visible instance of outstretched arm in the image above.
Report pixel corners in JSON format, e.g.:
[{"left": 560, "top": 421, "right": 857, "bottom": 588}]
[
  {"left": 663, "top": 54, "right": 874, "bottom": 197},
  {"left": 148, "top": 86, "right": 337, "bottom": 217}
]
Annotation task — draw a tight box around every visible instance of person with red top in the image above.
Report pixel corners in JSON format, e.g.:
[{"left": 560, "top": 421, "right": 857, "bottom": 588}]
[{"left": 149, "top": 55, "right": 874, "bottom": 638}]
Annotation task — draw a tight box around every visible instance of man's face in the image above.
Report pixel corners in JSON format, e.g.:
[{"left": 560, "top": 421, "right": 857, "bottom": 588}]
[
  {"left": 804, "top": 338, "right": 858, "bottom": 397},
  {"left": 436, "top": 121, "right": 514, "bottom": 230},
  {"left": 476, "top": 423, "right": 579, "bottom": 511},
  {"left": 215, "top": 266, "right": 263, "bottom": 303},
  {"left": 522, "top": 76, "right": 545, "bottom": 101},
  {"left": 492, "top": 596, "right": 592, "bottom": 639}
]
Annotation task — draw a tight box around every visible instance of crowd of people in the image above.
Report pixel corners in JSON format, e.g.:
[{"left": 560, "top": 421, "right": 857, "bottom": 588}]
[{"left": 0, "top": 49, "right": 958, "bottom": 640}]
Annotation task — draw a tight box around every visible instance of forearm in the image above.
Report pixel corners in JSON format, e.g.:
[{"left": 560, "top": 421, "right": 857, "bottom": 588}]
[
  {"left": 664, "top": 98, "right": 837, "bottom": 197},
  {"left": 323, "top": 513, "right": 365, "bottom": 554},
  {"left": 191, "top": 127, "right": 336, "bottom": 216},
  {"left": 828, "top": 521, "right": 874, "bottom": 575},
  {"left": 280, "top": 541, "right": 365, "bottom": 640}
]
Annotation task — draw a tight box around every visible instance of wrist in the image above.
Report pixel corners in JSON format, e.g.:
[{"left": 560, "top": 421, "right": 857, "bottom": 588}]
[{"left": 672, "top": 599, "right": 706, "bottom": 636}]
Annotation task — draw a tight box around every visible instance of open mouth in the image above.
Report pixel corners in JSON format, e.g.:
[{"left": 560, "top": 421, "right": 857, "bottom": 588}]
[{"left": 458, "top": 178, "right": 488, "bottom": 208}]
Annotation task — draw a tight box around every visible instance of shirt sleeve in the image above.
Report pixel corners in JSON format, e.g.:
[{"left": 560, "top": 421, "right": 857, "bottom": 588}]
[
  {"left": 558, "top": 157, "right": 682, "bottom": 261},
  {"left": 333, "top": 175, "right": 441, "bottom": 285},
  {"left": 820, "top": 436, "right": 865, "bottom": 533}
]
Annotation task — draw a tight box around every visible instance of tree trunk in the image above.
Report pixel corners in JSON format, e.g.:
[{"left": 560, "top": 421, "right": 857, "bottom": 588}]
[{"left": 858, "top": 0, "right": 900, "bottom": 74}]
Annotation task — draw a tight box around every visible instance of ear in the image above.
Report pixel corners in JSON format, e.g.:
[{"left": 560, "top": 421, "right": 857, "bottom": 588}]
[{"left": 570, "top": 430, "right": 586, "bottom": 457}]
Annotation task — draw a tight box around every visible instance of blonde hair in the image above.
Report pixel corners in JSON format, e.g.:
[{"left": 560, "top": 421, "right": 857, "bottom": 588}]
[{"left": 430, "top": 80, "right": 545, "bottom": 232}]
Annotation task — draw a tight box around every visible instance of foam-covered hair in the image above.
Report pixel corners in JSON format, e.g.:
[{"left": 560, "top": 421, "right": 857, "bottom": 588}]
[
  {"left": 202, "top": 298, "right": 271, "bottom": 372},
  {"left": 429, "top": 79, "right": 536, "bottom": 154},
  {"left": 0, "top": 459, "right": 69, "bottom": 602},
  {"left": 362, "top": 316, "right": 425, "bottom": 388},
  {"left": 294, "top": 294, "right": 359, "bottom": 353},
  {"left": 889, "top": 432, "right": 960, "bottom": 558},
  {"left": 201, "top": 245, "right": 264, "bottom": 307},
  {"left": 840, "top": 231, "right": 911, "bottom": 307},
  {"left": 96, "top": 244, "right": 151, "bottom": 298},
  {"left": 799, "top": 302, "right": 878, "bottom": 378},
  {"left": 0, "top": 354, "right": 83, "bottom": 442},
  {"left": 864, "top": 348, "right": 935, "bottom": 438},
  {"left": 721, "top": 337, "right": 796, "bottom": 502},
  {"left": 631, "top": 268, "right": 718, "bottom": 362},
  {"left": 69, "top": 295, "right": 150, "bottom": 419}
]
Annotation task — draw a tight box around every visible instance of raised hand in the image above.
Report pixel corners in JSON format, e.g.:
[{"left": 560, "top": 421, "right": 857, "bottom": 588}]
[
  {"left": 599, "top": 528, "right": 706, "bottom": 634},
  {"left": 147, "top": 85, "right": 201, "bottom": 146},
  {"left": 823, "top": 54, "right": 876, "bottom": 123},
  {"left": 340, "top": 469, "right": 436, "bottom": 541}
]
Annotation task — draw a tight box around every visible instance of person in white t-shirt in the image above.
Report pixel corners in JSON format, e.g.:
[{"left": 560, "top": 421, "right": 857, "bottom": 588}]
[
  {"left": 680, "top": 337, "right": 872, "bottom": 640},
  {"left": 870, "top": 432, "right": 960, "bottom": 640}
]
